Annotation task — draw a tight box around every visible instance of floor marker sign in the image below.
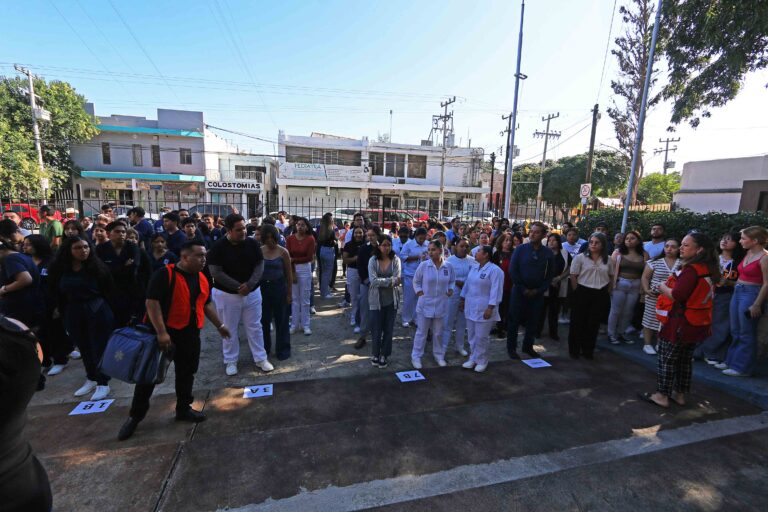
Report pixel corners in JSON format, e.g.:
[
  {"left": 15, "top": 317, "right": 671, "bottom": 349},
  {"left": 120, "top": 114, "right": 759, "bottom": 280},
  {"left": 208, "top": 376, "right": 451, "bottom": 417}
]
[
  {"left": 396, "top": 371, "right": 426, "bottom": 382},
  {"left": 522, "top": 358, "right": 552, "bottom": 368},
  {"left": 244, "top": 384, "right": 274, "bottom": 398},
  {"left": 69, "top": 399, "right": 115, "bottom": 416}
]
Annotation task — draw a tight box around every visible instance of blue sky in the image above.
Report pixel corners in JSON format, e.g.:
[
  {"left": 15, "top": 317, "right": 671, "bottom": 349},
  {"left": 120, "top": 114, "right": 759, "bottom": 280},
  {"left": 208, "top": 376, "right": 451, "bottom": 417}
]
[{"left": 2, "top": 0, "right": 767, "bottom": 174}]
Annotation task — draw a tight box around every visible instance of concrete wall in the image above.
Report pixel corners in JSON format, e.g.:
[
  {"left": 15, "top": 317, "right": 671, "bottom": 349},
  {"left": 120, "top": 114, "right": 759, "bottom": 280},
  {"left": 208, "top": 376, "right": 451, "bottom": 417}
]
[{"left": 675, "top": 155, "right": 768, "bottom": 212}]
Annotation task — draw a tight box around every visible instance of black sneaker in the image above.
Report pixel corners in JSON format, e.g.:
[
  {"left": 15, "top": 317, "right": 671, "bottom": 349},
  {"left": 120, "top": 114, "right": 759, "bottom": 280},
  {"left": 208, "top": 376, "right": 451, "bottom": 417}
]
[
  {"left": 118, "top": 417, "right": 140, "bottom": 441},
  {"left": 523, "top": 347, "right": 540, "bottom": 358},
  {"left": 508, "top": 351, "right": 520, "bottom": 360},
  {"left": 608, "top": 336, "right": 621, "bottom": 345},
  {"left": 175, "top": 408, "right": 206, "bottom": 423},
  {"left": 378, "top": 356, "right": 388, "bottom": 368},
  {"left": 371, "top": 356, "right": 380, "bottom": 366},
  {"left": 354, "top": 337, "right": 367, "bottom": 349}
]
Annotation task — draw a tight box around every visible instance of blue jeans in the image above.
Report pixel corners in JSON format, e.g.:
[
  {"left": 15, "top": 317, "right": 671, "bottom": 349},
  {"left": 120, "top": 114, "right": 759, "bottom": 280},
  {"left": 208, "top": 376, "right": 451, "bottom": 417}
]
[
  {"left": 319, "top": 246, "right": 336, "bottom": 297},
  {"left": 725, "top": 284, "right": 764, "bottom": 375},
  {"left": 695, "top": 292, "right": 732, "bottom": 361},
  {"left": 261, "top": 278, "right": 291, "bottom": 360},
  {"left": 371, "top": 304, "right": 396, "bottom": 358},
  {"left": 507, "top": 287, "right": 545, "bottom": 354}
]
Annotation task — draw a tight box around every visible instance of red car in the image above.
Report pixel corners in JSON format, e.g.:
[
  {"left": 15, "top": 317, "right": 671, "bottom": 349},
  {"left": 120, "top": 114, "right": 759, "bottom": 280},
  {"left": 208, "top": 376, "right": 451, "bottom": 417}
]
[
  {"left": 2, "top": 203, "right": 62, "bottom": 231},
  {"left": 406, "top": 210, "right": 430, "bottom": 222}
]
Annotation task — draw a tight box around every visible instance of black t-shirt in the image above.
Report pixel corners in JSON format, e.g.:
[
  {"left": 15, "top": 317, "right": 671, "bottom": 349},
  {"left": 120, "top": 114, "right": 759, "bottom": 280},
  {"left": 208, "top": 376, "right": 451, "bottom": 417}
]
[
  {"left": 206, "top": 237, "right": 264, "bottom": 292},
  {"left": 0, "top": 253, "right": 41, "bottom": 325},
  {"left": 343, "top": 240, "right": 364, "bottom": 269},
  {"left": 96, "top": 241, "right": 140, "bottom": 288},
  {"left": 146, "top": 265, "right": 211, "bottom": 332}
]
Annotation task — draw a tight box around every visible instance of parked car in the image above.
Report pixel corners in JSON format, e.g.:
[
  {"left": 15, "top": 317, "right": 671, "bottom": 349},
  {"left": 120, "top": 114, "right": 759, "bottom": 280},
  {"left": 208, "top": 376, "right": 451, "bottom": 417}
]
[
  {"left": 187, "top": 204, "right": 239, "bottom": 218},
  {"left": 2, "top": 203, "right": 62, "bottom": 231},
  {"left": 455, "top": 210, "right": 495, "bottom": 223},
  {"left": 406, "top": 210, "right": 430, "bottom": 222},
  {"left": 111, "top": 205, "right": 160, "bottom": 221}
]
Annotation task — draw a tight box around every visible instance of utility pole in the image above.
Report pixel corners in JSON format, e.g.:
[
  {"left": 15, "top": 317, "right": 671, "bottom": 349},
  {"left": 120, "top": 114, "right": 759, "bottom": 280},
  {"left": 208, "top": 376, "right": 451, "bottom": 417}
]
[
  {"left": 654, "top": 137, "right": 680, "bottom": 174},
  {"left": 533, "top": 113, "right": 561, "bottom": 220},
  {"left": 389, "top": 109, "right": 393, "bottom": 141},
  {"left": 489, "top": 152, "right": 496, "bottom": 210},
  {"left": 14, "top": 64, "right": 48, "bottom": 200},
  {"left": 582, "top": 104, "right": 600, "bottom": 216},
  {"left": 503, "top": 0, "right": 527, "bottom": 219},
  {"left": 500, "top": 114, "right": 512, "bottom": 214},
  {"left": 438, "top": 96, "right": 456, "bottom": 218}
]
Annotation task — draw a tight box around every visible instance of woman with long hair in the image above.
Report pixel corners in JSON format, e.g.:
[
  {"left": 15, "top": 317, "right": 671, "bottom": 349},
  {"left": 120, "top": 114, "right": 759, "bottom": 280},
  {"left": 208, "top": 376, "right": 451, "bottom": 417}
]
[
  {"left": 568, "top": 232, "right": 615, "bottom": 359},
  {"left": 48, "top": 236, "right": 115, "bottom": 401},
  {"left": 411, "top": 239, "right": 455, "bottom": 369},
  {"left": 721, "top": 226, "right": 768, "bottom": 377},
  {"left": 63, "top": 219, "right": 85, "bottom": 239},
  {"left": 640, "top": 239, "right": 681, "bottom": 355},
  {"left": 368, "top": 235, "right": 402, "bottom": 368},
  {"left": 695, "top": 231, "right": 744, "bottom": 365},
  {"left": 286, "top": 217, "right": 316, "bottom": 335},
  {"left": 460, "top": 245, "right": 504, "bottom": 372},
  {"left": 259, "top": 224, "right": 293, "bottom": 360},
  {"left": 492, "top": 232, "right": 513, "bottom": 338},
  {"left": 343, "top": 227, "right": 365, "bottom": 333},
  {"left": 22, "top": 235, "right": 72, "bottom": 377},
  {"left": 639, "top": 232, "right": 718, "bottom": 407},
  {"left": 608, "top": 230, "right": 648, "bottom": 344},
  {"left": 147, "top": 233, "right": 179, "bottom": 272},
  {"left": 316, "top": 212, "right": 338, "bottom": 299},
  {"left": 538, "top": 233, "right": 571, "bottom": 341}
]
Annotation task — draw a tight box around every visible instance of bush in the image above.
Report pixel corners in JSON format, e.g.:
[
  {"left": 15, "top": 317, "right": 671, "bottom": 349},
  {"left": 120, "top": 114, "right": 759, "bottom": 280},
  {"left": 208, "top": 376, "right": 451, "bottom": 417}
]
[{"left": 576, "top": 209, "right": 768, "bottom": 242}]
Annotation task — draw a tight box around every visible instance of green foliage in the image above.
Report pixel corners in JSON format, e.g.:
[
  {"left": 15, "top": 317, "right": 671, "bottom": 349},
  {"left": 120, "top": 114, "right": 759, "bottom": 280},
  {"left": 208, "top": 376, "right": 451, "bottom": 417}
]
[
  {"left": 661, "top": 0, "right": 768, "bottom": 128},
  {"left": 0, "top": 76, "right": 97, "bottom": 194},
  {"left": 636, "top": 171, "right": 681, "bottom": 204},
  {"left": 508, "top": 151, "right": 629, "bottom": 205},
  {"left": 577, "top": 208, "right": 768, "bottom": 243}
]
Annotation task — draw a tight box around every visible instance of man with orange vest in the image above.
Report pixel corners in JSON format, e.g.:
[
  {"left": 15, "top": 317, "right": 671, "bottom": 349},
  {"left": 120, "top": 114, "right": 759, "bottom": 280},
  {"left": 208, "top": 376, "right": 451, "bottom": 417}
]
[{"left": 118, "top": 240, "right": 230, "bottom": 441}]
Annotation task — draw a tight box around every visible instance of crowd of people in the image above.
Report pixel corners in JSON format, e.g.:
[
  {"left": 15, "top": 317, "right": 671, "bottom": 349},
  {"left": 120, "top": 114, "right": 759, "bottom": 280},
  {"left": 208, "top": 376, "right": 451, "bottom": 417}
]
[{"left": 1, "top": 205, "right": 767, "bottom": 431}]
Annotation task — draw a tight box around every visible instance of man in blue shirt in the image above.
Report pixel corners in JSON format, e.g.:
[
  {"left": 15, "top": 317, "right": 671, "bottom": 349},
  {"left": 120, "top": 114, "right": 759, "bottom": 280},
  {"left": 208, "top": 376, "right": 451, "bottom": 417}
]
[
  {"left": 161, "top": 212, "right": 186, "bottom": 257},
  {"left": 128, "top": 207, "right": 154, "bottom": 249},
  {"left": 643, "top": 222, "right": 666, "bottom": 259},
  {"left": 445, "top": 217, "right": 461, "bottom": 243},
  {"left": 507, "top": 221, "right": 555, "bottom": 359}
]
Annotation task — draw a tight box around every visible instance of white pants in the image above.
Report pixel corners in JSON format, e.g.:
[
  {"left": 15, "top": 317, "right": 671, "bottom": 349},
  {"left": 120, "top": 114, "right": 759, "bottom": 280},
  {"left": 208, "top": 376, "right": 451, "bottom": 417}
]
[
  {"left": 467, "top": 319, "right": 494, "bottom": 366},
  {"left": 442, "top": 292, "right": 467, "bottom": 352},
  {"left": 213, "top": 288, "right": 267, "bottom": 364},
  {"left": 402, "top": 275, "right": 417, "bottom": 323},
  {"left": 291, "top": 262, "right": 312, "bottom": 330},
  {"left": 347, "top": 267, "right": 360, "bottom": 326},
  {"left": 412, "top": 313, "right": 445, "bottom": 360}
]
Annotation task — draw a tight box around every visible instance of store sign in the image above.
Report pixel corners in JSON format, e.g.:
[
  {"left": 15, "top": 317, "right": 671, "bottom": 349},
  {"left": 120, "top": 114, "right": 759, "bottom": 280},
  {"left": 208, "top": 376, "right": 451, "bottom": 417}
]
[
  {"left": 205, "top": 180, "right": 262, "bottom": 192},
  {"left": 101, "top": 179, "right": 133, "bottom": 190},
  {"left": 279, "top": 162, "right": 369, "bottom": 182}
]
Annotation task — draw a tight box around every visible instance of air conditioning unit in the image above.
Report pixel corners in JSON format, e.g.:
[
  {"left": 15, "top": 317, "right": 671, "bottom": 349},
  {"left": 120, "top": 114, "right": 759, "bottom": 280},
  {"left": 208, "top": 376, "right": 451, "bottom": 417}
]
[{"left": 396, "top": 178, "right": 406, "bottom": 185}]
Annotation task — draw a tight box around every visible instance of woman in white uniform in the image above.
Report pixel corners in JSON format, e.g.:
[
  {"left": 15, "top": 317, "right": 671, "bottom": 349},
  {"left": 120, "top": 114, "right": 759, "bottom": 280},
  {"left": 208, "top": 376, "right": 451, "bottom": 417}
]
[
  {"left": 412, "top": 240, "right": 455, "bottom": 369},
  {"left": 443, "top": 238, "right": 476, "bottom": 356},
  {"left": 460, "top": 245, "right": 504, "bottom": 372}
]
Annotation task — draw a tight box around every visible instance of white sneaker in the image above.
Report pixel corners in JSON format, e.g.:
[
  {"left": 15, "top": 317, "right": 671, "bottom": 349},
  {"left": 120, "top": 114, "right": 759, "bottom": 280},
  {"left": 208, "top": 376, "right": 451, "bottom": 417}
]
[
  {"left": 310, "top": 306, "right": 317, "bottom": 315},
  {"left": 722, "top": 369, "right": 748, "bottom": 377},
  {"left": 256, "top": 359, "right": 274, "bottom": 372},
  {"left": 462, "top": 360, "right": 475, "bottom": 369},
  {"left": 303, "top": 327, "right": 312, "bottom": 336},
  {"left": 353, "top": 326, "right": 361, "bottom": 334},
  {"left": 225, "top": 363, "right": 238, "bottom": 376},
  {"left": 90, "top": 385, "right": 111, "bottom": 401},
  {"left": 435, "top": 358, "right": 447, "bottom": 367},
  {"left": 643, "top": 345, "right": 657, "bottom": 355},
  {"left": 402, "top": 321, "right": 410, "bottom": 328},
  {"left": 69, "top": 350, "right": 81, "bottom": 360},
  {"left": 474, "top": 363, "right": 488, "bottom": 373},
  {"left": 47, "top": 364, "right": 67, "bottom": 376},
  {"left": 457, "top": 348, "right": 469, "bottom": 357},
  {"left": 558, "top": 315, "right": 570, "bottom": 324},
  {"left": 74, "top": 380, "right": 97, "bottom": 397},
  {"left": 350, "top": 319, "right": 356, "bottom": 326},
  {"left": 411, "top": 358, "right": 422, "bottom": 369},
  {"left": 714, "top": 362, "right": 729, "bottom": 370},
  {"left": 289, "top": 327, "right": 299, "bottom": 335}
]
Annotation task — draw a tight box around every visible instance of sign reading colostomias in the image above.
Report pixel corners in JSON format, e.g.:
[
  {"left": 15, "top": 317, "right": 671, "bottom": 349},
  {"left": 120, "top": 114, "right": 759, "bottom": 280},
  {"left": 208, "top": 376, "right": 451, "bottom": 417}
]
[
  {"left": 396, "top": 371, "right": 426, "bottom": 382},
  {"left": 243, "top": 384, "right": 274, "bottom": 398},
  {"left": 69, "top": 399, "right": 115, "bottom": 416}
]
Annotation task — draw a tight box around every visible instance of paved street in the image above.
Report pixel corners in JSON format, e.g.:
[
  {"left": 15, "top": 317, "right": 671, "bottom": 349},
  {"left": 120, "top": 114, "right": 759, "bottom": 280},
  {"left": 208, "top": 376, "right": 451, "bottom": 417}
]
[{"left": 27, "top": 290, "right": 768, "bottom": 511}]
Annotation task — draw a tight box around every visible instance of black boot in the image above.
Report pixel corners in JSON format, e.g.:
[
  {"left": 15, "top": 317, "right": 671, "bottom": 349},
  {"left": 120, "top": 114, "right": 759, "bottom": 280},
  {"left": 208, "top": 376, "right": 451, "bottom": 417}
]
[
  {"left": 175, "top": 408, "right": 206, "bottom": 423},
  {"left": 118, "top": 417, "right": 140, "bottom": 441}
]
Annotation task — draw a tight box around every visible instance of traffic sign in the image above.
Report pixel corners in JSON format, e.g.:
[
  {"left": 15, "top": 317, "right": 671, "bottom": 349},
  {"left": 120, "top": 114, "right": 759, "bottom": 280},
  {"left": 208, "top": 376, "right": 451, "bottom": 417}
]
[{"left": 579, "top": 183, "right": 592, "bottom": 198}]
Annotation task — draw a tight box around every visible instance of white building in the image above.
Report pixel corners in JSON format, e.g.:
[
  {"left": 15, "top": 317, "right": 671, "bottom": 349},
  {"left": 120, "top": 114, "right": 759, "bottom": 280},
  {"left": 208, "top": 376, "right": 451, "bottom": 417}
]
[
  {"left": 674, "top": 155, "right": 768, "bottom": 213},
  {"left": 70, "top": 104, "right": 273, "bottom": 217},
  {"left": 276, "top": 131, "right": 488, "bottom": 215}
]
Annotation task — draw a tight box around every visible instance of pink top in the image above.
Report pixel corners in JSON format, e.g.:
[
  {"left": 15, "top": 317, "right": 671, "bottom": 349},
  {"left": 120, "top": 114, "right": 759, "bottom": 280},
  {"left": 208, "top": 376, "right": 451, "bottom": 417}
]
[{"left": 738, "top": 254, "right": 765, "bottom": 285}]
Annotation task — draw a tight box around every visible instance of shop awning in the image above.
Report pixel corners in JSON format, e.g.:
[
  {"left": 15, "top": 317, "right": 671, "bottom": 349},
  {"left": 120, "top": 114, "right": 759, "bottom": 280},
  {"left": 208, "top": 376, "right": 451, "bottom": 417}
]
[
  {"left": 80, "top": 171, "right": 205, "bottom": 182},
  {"left": 97, "top": 125, "right": 204, "bottom": 138}
]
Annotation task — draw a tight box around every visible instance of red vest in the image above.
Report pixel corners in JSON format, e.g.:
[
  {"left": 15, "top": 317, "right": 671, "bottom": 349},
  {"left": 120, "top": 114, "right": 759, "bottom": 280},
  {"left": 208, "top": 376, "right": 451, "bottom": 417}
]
[
  {"left": 656, "top": 263, "right": 713, "bottom": 327},
  {"left": 165, "top": 264, "right": 210, "bottom": 330}
]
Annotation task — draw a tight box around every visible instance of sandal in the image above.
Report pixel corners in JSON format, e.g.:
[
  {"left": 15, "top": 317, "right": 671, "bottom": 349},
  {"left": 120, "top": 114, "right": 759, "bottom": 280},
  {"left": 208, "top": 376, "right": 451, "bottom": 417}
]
[{"left": 637, "top": 391, "right": 669, "bottom": 408}]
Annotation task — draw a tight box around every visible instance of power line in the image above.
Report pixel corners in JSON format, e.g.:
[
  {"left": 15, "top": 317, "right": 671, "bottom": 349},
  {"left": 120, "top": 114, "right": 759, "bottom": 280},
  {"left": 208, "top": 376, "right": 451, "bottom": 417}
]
[
  {"left": 596, "top": 0, "right": 618, "bottom": 104},
  {"left": 74, "top": 0, "right": 138, "bottom": 75}
]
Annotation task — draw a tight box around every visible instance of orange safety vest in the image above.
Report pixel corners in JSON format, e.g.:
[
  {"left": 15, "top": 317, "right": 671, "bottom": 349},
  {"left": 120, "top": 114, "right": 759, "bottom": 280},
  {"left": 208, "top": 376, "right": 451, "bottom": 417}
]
[
  {"left": 165, "top": 264, "right": 210, "bottom": 330},
  {"left": 655, "top": 262, "right": 713, "bottom": 326}
]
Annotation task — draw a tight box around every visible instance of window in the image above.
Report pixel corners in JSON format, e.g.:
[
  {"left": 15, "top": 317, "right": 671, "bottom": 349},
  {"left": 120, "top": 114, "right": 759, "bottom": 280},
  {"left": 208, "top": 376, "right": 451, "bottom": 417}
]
[
  {"left": 311, "top": 149, "right": 338, "bottom": 165},
  {"left": 286, "top": 146, "right": 312, "bottom": 163},
  {"left": 101, "top": 142, "right": 111, "bottom": 165},
  {"left": 180, "top": 148, "right": 192, "bottom": 165},
  {"left": 369, "top": 152, "right": 384, "bottom": 176},
  {"left": 234, "top": 165, "right": 265, "bottom": 182},
  {"left": 151, "top": 145, "right": 160, "bottom": 167},
  {"left": 385, "top": 153, "right": 405, "bottom": 178},
  {"left": 84, "top": 189, "right": 100, "bottom": 199},
  {"left": 407, "top": 154, "right": 427, "bottom": 179},
  {"left": 132, "top": 144, "right": 143, "bottom": 166}
]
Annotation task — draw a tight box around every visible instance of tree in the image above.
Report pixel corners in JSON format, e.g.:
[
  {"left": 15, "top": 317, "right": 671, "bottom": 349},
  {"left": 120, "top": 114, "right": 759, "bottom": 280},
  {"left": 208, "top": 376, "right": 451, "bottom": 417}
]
[
  {"left": 0, "top": 76, "right": 97, "bottom": 194},
  {"left": 508, "top": 163, "right": 543, "bottom": 203},
  {"left": 636, "top": 171, "right": 681, "bottom": 204},
  {"left": 607, "top": 0, "right": 662, "bottom": 205},
  {"left": 544, "top": 151, "right": 630, "bottom": 205},
  {"left": 661, "top": 1, "right": 768, "bottom": 128}
]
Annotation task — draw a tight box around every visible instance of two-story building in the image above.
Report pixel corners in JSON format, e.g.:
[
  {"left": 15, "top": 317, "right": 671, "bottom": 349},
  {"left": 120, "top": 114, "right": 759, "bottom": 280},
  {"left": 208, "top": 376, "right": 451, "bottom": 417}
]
[
  {"left": 70, "top": 104, "right": 273, "bottom": 217},
  {"left": 276, "top": 131, "right": 487, "bottom": 216}
]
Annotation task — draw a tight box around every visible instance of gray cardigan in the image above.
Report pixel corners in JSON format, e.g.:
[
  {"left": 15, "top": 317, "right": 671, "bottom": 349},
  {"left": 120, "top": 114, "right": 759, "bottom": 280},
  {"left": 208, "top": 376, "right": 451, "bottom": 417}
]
[{"left": 367, "top": 255, "right": 402, "bottom": 311}]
